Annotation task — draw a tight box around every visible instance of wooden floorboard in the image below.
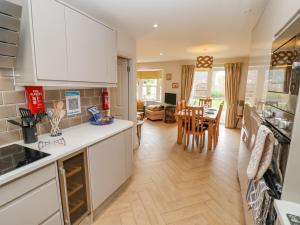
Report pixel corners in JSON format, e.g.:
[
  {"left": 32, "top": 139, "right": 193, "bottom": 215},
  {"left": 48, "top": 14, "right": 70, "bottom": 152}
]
[{"left": 92, "top": 120, "right": 244, "bottom": 225}]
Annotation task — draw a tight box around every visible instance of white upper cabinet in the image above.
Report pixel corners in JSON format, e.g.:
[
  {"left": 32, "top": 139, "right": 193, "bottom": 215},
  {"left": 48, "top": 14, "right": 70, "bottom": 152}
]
[
  {"left": 31, "top": 0, "right": 68, "bottom": 81},
  {"left": 16, "top": 0, "right": 117, "bottom": 87},
  {"left": 65, "top": 8, "right": 117, "bottom": 83}
]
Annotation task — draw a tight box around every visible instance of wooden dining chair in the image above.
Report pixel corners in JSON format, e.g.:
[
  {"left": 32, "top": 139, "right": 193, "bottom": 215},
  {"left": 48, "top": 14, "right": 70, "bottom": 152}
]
[
  {"left": 213, "top": 102, "right": 224, "bottom": 145},
  {"left": 183, "top": 106, "right": 207, "bottom": 151},
  {"left": 176, "top": 100, "right": 187, "bottom": 112},
  {"left": 177, "top": 100, "right": 187, "bottom": 140},
  {"left": 199, "top": 98, "right": 212, "bottom": 107}
]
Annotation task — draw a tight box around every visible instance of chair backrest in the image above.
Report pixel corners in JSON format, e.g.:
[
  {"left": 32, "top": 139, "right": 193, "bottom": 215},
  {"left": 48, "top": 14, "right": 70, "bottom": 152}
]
[
  {"left": 177, "top": 100, "right": 187, "bottom": 111},
  {"left": 183, "top": 106, "right": 205, "bottom": 134},
  {"left": 199, "top": 98, "right": 212, "bottom": 107},
  {"left": 215, "top": 102, "right": 224, "bottom": 127}
]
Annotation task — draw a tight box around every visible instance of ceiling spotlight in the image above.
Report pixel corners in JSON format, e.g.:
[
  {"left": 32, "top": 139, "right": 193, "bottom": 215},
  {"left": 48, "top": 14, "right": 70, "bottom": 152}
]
[
  {"left": 153, "top": 24, "right": 158, "bottom": 28},
  {"left": 159, "top": 53, "right": 164, "bottom": 56}
]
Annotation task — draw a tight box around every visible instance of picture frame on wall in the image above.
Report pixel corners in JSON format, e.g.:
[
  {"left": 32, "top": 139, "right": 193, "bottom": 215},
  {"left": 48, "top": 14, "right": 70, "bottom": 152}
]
[
  {"left": 166, "top": 73, "right": 172, "bottom": 80},
  {"left": 172, "top": 83, "right": 179, "bottom": 88}
]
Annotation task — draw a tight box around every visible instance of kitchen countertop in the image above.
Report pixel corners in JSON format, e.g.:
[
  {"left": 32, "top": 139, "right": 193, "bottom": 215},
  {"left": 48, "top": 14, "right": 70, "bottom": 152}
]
[
  {"left": 0, "top": 119, "right": 134, "bottom": 186},
  {"left": 275, "top": 200, "right": 300, "bottom": 225}
]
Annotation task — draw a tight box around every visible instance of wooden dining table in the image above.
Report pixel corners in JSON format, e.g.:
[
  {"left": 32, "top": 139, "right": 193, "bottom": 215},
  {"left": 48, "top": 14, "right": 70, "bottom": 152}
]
[{"left": 177, "top": 107, "right": 218, "bottom": 151}]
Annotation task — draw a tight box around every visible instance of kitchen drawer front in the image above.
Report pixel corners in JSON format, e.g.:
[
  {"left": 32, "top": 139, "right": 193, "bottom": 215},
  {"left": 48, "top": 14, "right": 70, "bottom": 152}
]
[
  {"left": 41, "top": 212, "right": 62, "bottom": 225},
  {"left": 0, "top": 163, "right": 57, "bottom": 206},
  {"left": 0, "top": 179, "right": 60, "bottom": 225}
]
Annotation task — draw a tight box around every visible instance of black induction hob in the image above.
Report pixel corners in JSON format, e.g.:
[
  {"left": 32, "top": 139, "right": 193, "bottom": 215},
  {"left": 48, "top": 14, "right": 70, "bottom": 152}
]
[{"left": 0, "top": 144, "right": 50, "bottom": 176}]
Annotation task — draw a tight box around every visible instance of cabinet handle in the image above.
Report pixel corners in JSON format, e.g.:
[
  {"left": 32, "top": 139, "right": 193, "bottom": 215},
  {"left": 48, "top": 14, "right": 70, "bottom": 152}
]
[{"left": 59, "top": 167, "right": 71, "bottom": 225}]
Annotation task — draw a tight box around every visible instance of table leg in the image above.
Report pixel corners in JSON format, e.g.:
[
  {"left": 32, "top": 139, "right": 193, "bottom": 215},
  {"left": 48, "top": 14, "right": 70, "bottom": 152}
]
[
  {"left": 137, "top": 125, "right": 141, "bottom": 146},
  {"left": 208, "top": 120, "right": 213, "bottom": 151},
  {"left": 177, "top": 116, "right": 182, "bottom": 144}
]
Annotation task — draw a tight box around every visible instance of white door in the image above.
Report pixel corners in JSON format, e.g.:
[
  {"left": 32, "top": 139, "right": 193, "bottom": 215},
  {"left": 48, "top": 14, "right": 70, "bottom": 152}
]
[{"left": 110, "top": 57, "right": 129, "bottom": 119}]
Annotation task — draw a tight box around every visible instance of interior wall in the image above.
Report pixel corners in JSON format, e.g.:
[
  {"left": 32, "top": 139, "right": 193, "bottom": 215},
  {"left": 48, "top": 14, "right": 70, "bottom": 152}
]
[
  {"left": 137, "top": 57, "right": 249, "bottom": 102},
  {"left": 248, "top": 0, "right": 300, "bottom": 203},
  {"left": 116, "top": 30, "right": 138, "bottom": 148}
]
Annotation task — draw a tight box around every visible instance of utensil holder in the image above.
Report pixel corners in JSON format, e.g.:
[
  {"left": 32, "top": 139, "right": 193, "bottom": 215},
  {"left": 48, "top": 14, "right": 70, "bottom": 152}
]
[{"left": 22, "top": 125, "right": 38, "bottom": 144}]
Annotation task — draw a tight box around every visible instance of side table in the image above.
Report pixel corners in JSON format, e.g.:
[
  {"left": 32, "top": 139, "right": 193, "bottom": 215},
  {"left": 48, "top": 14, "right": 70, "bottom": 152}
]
[
  {"left": 164, "top": 105, "right": 176, "bottom": 123},
  {"left": 137, "top": 120, "right": 144, "bottom": 146}
]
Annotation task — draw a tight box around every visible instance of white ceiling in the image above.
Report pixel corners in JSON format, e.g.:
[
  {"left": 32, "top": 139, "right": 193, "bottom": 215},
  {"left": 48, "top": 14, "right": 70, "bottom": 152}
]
[{"left": 62, "top": 0, "right": 269, "bottom": 62}]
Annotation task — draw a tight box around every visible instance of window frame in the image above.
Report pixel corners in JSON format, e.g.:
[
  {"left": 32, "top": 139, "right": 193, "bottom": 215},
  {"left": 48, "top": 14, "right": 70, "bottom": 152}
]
[
  {"left": 189, "top": 69, "right": 209, "bottom": 105},
  {"left": 137, "top": 78, "right": 162, "bottom": 101}
]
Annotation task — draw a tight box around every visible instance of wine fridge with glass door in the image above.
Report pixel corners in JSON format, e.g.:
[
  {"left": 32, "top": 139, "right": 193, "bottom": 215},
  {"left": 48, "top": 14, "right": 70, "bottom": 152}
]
[{"left": 58, "top": 149, "right": 90, "bottom": 225}]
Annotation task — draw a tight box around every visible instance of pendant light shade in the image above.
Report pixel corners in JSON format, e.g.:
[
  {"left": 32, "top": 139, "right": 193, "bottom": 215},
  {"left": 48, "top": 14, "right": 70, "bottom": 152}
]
[
  {"left": 196, "top": 56, "right": 213, "bottom": 69},
  {"left": 271, "top": 50, "right": 297, "bottom": 67}
]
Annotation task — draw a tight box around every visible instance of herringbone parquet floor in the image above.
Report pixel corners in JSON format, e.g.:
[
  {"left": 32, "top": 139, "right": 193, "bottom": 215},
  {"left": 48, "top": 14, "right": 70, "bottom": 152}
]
[{"left": 92, "top": 120, "right": 244, "bottom": 225}]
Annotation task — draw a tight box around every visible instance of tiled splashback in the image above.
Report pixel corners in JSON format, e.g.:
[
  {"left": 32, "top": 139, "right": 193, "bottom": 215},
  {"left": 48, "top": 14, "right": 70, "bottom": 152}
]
[{"left": 0, "top": 74, "right": 104, "bottom": 146}]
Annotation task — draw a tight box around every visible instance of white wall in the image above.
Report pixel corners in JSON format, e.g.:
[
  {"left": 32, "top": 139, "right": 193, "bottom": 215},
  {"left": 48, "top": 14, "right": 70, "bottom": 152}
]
[
  {"left": 137, "top": 57, "right": 249, "bottom": 102},
  {"left": 116, "top": 31, "right": 137, "bottom": 147},
  {"left": 248, "top": 0, "right": 300, "bottom": 203},
  {"left": 137, "top": 60, "right": 187, "bottom": 102}
]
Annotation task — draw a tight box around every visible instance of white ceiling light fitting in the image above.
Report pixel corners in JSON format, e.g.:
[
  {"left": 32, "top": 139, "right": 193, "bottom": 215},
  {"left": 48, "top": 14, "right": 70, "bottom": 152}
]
[
  {"left": 159, "top": 53, "right": 164, "bottom": 56},
  {"left": 153, "top": 24, "right": 158, "bottom": 28}
]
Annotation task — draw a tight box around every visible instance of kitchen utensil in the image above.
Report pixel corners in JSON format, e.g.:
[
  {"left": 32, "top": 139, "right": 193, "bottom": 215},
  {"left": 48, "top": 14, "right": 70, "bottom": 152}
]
[
  {"left": 47, "top": 101, "right": 66, "bottom": 136},
  {"left": 56, "top": 101, "right": 64, "bottom": 111},
  {"left": 19, "top": 108, "right": 35, "bottom": 127},
  {"left": 34, "top": 113, "right": 47, "bottom": 125},
  {"left": 7, "top": 120, "right": 22, "bottom": 127},
  {"left": 19, "top": 108, "right": 32, "bottom": 118},
  {"left": 274, "top": 118, "right": 281, "bottom": 126},
  {"left": 18, "top": 108, "right": 45, "bottom": 143}
]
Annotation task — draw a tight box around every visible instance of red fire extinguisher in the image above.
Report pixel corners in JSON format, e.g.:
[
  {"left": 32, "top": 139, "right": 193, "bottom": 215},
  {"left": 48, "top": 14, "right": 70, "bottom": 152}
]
[{"left": 102, "top": 88, "right": 109, "bottom": 110}]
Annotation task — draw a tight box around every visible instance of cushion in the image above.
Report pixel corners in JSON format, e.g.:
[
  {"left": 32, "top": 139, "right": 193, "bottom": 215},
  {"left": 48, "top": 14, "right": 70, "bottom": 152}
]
[
  {"left": 147, "top": 105, "right": 164, "bottom": 111},
  {"left": 137, "top": 99, "right": 145, "bottom": 110},
  {"left": 146, "top": 109, "right": 164, "bottom": 115}
]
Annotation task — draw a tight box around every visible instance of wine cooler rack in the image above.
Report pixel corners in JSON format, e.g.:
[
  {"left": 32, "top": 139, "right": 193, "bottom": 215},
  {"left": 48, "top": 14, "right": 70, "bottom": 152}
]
[{"left": 58, "top": 149, "right": 90, "bottom": 225}]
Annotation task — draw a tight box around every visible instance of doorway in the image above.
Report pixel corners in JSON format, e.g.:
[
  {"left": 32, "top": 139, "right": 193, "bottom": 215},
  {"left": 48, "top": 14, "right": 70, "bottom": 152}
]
[{"left": 110, "top": 57, "right": 130, "bottom": 120}]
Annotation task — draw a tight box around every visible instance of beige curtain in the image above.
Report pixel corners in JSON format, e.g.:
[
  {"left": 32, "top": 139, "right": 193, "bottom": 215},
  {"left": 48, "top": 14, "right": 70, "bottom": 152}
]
[
  {"left": 181, "top": 65, "right": 195, "bottom": 102},
  {"left": 224, "top": 63, "right": 242, "bottom": 128}
]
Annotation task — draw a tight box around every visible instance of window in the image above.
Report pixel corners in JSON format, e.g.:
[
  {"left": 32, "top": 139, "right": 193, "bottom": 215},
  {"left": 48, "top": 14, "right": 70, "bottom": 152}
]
[
  {"left": 211, "top": 69, "right": 225, "bottom": 109},
  {"left": 189, "top": 68, "right": 226, "bottom": 123},
  {"left": 189, "top": 70, "right": 208, "bottom": 105},
  {"left": 137, "top": 79, "right": 161, "bottom": 101},
  {"left": 245, "top": 69, "right": 258, "bottom": 105}
]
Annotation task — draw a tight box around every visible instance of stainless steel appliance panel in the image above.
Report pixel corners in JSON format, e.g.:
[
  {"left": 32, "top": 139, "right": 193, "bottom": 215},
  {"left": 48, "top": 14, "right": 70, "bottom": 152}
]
[
  {"left": 0, "top": 55, "right": 16, "bottom": 68},
  {"left": 0, "top": 12, "right": 20, "bottom": 31},
  {"left": 0, "top": 1, "right": 22, "bottom": 18},
  {"left": 0, "top": 28, "right": 18, "bottom": 44},
  {"left": 0, "top": 42, "right": 17, "bottom": 56}
]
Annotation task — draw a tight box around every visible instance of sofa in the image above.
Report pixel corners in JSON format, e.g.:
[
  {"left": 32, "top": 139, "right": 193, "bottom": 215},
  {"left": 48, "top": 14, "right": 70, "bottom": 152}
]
[{"left": 145, "top": 104, "right": 165, "bottom": 121}]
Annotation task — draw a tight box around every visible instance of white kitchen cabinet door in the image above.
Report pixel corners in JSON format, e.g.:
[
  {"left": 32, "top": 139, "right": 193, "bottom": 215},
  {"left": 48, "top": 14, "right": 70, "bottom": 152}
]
[
  {"left": 0, "top": 180, "right": 60, "bottom": 225},
  {"left": 41, "top": 212, "right": 62, "bottom": 225},
  {"left": 88, "top": 132, "right": 126, "bottom": 210},
  {"left": 31, "top": 0, "right": 68, "bottom": 81},
  {"left": 65, "top": 8, "right": 117, "bottom": 83},
  {"left": 124, "top": 128, "right": 133, "bottom": 179}
]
